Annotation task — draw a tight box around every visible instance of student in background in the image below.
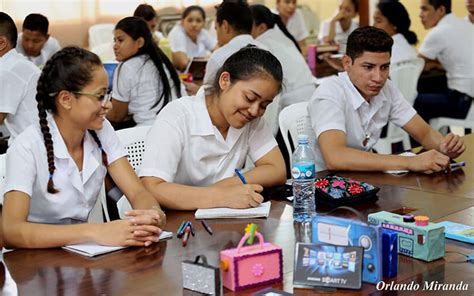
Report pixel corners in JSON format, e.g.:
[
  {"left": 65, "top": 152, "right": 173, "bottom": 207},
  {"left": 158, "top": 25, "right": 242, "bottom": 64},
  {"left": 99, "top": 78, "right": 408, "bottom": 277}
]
[
  {"left": 15, "top": 13, "right": 60, "bottom": 68},
  {"left": 318, "top": 0, "right": 359, "bottom": 54},
  {"left": 275, "top": 0, "right": 308, "bottom": 55},
  {"left": 0, "top": 12, "right": 39, "bottom": 145},
  {"left": 107, "top": 17, "right": 183, "bottom": 128},
  {"left": 309, "top": 27, "right": 464, "bottom": 173},
  {"left": 203, "top": 1, "right": 263, "bottom": 85},
  {"left": 373, "top": 0, "right": 417, "bottom": 64},
  {"left": 140, "top": 46, "right": 286, "bottom": 210},
  {"left": 133, "top": 3, "right": 164, "bottom": 41},
  {"left": 250, "top": 4, "right": 315, "bottom": 108},
  {"left": 168, "top": 5, "right": 217, "bottom": 70},
  {"left": 2, "top": 47, "right": 165, "bottom": 249},
  {"left": 466, "top": 0, "right": 474, "bottom": 24},
  {"left": 415, "top": 0, "right": 474, "bottom": 124}
]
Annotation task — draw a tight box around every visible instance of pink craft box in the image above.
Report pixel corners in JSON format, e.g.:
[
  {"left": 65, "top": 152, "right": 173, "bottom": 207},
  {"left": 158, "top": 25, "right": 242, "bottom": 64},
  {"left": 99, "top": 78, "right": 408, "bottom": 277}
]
[{"left": 220, "top": 232, "right": 283, "bottom": 291}]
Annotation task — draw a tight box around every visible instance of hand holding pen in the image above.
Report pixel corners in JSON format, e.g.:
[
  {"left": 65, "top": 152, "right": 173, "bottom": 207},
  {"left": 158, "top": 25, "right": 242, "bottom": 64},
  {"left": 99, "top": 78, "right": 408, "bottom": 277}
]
[{"left": 230, "top": 169, "right": 264, "bottom": 208}]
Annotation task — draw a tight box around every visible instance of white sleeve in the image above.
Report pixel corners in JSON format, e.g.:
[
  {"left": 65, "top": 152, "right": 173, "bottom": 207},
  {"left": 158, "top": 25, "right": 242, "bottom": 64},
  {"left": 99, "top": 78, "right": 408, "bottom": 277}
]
[
  {"left": 419, "top": 31, "right": 442, "bottom": 60},
  {"left": 318, "top": 20, "right": 330, "bottom": 42},
  {"left": 168, "top": 26, "right": 187, "bottom": 53},
  {"left": 4, "top": 137, "right": 36, "bottom": 196},
  {"left": 202, "top": 30, "right": 217, "bottom": 51},
  {"left": 308, "top": 85, "right": 346, "bottom": 138},
  {"left": 203, "top": 54, "right": 220, "bottom": 85},
  {"left": 248, "top": 118, "right": 278, "bottom": 162},
  {"left": 139, "top": 111, "right": 184, "bottom": 182},
  {"left": 0, "top": 70, "right": 25, "bottom": 115},
  {"left": 96, "top": 120, "right": 128, "bottom": 165},
  {"left": 292, "top": 9, "right": 309, "bottom": 41},
  {"left": 386, "top": 82, "right": 417, "bottom": 127},
  {"left": 111, "top": 63, "right": 133, "bottom": 102}
]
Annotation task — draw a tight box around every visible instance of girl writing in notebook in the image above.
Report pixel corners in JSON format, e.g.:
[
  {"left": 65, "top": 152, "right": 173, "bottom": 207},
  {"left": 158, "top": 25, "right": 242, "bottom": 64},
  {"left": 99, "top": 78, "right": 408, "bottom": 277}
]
[
  {"left": 139, "top": 46, "right": 286, "bottom": 210},
  {"left": 2, "top": 47, "right": 165, "bottom": 249},
  {"left": 106, "top": 17, "right": 183, "bottom": 129}
]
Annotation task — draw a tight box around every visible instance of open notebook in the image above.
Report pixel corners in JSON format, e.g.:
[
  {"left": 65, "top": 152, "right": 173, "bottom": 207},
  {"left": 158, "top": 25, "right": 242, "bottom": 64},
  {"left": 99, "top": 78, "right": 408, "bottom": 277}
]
[
  {"left": 195, "top": 201, "right": 271, "bottom": 219},
  {"left": 62, "top": 230, "right": 173, "bottom": 257}
]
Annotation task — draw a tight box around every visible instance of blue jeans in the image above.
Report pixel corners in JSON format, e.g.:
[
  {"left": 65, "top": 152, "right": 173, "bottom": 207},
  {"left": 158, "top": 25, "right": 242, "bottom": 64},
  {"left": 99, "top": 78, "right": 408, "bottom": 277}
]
[{"left": 414, "top": 89, "right": 472, "bottom": 123}]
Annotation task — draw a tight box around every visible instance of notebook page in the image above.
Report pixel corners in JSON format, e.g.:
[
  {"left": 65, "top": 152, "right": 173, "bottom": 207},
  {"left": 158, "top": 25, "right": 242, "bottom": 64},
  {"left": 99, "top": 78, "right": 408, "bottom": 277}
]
[{"left": 195, "top": 201, "right": 271, "bottom": 219}]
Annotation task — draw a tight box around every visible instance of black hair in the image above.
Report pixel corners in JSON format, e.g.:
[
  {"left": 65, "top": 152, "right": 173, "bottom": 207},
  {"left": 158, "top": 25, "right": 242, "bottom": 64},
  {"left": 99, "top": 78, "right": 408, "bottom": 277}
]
[
  {"left": 182, "top": 5, "right": 206, "bottom": 20},
  {"left": 346, "top": 26, "right": 393, "bottom": 62},
  {"left": 377, "top": 1, "right": 417, "bottom": 45},
  {"left": 348, "top": 0, "right": 360, "bottom": 13},
  {"left": 216, "top": 1, "right": 253, "bottom": 34},
  {"left": 250, "top": 4, "right": 301, "bottom": 52},
  {"left": 133, "top": 4, "right": 158, "bottom": 22},
  {"left": 36, "top": 47, "right": 108, "bottom": 193},
  {"left": 0, "top": 12, "right": 18, "bottom": 47},
  {"left": 428, "top": 0, "right": 451, "bottom": 14},
  {"left": 23, "top": 13, "right": 49, "bottom": 36},
  {"left": 211, "top": 45, "right": 283, "bottom": 96},
  {"left": 115, "top": 17, "right": 181, "bottom": 113}
]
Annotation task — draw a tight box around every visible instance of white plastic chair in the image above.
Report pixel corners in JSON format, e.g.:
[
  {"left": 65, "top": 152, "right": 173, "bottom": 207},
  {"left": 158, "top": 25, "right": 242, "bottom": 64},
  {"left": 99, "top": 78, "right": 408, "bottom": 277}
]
[
  {"left": 430, "top": 100, "right": 474, "bottom": 135},
  {"left": 278, "top": 102, "right": 312, "bottom": 168},
  {"left": 263, "top": 94, "right": 282, "bottom": 136},
  {"left": 88, "top": 23, "right": 115, "bottom": 49},
  {"left": 90, "top": 42, "right": 115, "bottom": 63},
  {"left": 373, "top": 58, "right": 425, "bottom": 154},
  {"left": 0, "top": 154, "right": 6, "bottom": 205},
  {"left": 113, "top": 125, "right": 152, "bottom": 219}
]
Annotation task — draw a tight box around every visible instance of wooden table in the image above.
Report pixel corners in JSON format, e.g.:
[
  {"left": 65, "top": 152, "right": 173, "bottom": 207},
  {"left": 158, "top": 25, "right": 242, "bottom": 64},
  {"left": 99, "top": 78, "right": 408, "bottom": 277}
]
[{"left": 1, "top": 136, "right": 473, "bottom": 295}]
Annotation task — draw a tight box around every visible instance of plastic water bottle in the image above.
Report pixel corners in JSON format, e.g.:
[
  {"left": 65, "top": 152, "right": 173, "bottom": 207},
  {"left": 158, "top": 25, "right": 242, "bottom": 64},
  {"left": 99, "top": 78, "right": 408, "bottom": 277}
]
[{"left": 292, "top": 134, "right": 316, "bottom": 222}]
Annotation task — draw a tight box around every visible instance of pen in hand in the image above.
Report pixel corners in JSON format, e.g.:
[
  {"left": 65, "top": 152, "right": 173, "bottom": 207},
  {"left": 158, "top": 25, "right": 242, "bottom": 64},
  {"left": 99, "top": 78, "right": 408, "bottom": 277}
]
[
  {"left": 450, "top": 161, "right": 466, "bottom": 170},
  {"left": 234, "top": 168, "right": 247, "bottom": 184}
]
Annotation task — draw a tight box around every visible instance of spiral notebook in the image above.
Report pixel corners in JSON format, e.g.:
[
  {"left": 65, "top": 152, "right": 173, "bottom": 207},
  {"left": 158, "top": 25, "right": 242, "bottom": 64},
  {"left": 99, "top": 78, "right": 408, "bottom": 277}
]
[{"left": 194, "top": 201, "right": 271, "bottom": 219}]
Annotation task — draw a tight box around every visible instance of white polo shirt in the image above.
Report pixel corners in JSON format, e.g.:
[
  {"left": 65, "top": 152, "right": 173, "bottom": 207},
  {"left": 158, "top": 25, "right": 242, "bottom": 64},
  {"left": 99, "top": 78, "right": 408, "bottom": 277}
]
[
  {"left": 318, "top": 19, "right": 359, "bottom": 53},
  {"left": 308, "top": 72, "right": 416, "bottom": 171},
  {"left": 16, "top": 33, "right": 60, "bottom": 68},
  {"left": 391, "top": 33, "right": 417, "bottom": 65},
  {"left": 203, "top": 34, "right": 265, "bottom": 85},
  {"left": 139, "top": 87, "right": 277, "bottom": 186},
  {"left": 168, "top": 24, "right": 216, "bottom": 58},
  {"left": 4, "top": 116, "right": 127, "bottom": 224},
  {"left": 419, "top": 14, "right": 474, "bottom": 97},
  {"left": 256, "top": 28, "right": 316, "bottom": 108},
  {"left": 275, "top": 8, "right": 309, "bottom": 42},
  {"left": 0, "top": 49, "right": 40, "bottom": 144},
  {"left": 112, "top": 54, "right": 183, "bottom": 126}
]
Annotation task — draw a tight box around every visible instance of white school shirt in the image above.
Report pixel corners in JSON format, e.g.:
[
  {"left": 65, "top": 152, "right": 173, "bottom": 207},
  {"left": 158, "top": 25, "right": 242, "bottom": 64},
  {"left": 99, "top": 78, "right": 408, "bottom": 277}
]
[
  {"left": 16, "top": 33, "right": 60, "bottom": 68},
  {"left": 168, "top": 24, "right": 216, "bottom": 58},
  {"left": 391, "top": 33, "right": 417, "bottom": 65},
  {"left": 419, "top": 14, "right": 474, "bottom": 97},
  {"left": 274, "top": 8, "right": 309, "bottom": 42},
  {"left": 256, "top": 28, "right": 316, "bottom": 108},
  {"left": 203, "top": 34, "right": 265, "bottom": 85},
  {"left": 0, "top": 49, "right": 40, "bottom": 145},
  {"left": 139, "top": 87, "right": 277, "bottom": 186},
  {"left": 112, "top": 54, "right": 183, "bottom": 126},
  {"left": 4, "top": 116, "right": 127, "bottom": 224},
  {"left": 308, "top": 72, "right": 416, "bottom": 172},
  {"left": 318, "top": 19, "right": 359, "bottom": 53}
]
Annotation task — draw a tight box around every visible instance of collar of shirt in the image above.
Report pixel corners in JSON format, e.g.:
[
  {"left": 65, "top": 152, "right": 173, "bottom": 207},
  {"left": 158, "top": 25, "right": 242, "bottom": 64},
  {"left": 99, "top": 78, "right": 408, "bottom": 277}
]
[
  {"left": 339, "top": 71, "right": 387, "bottom": 110},
  {"left": 437, "top": 13, "right": 456, "bottom": 27},
  {"left": 0, "top": 48, "right": 20, "bottom": 63}
]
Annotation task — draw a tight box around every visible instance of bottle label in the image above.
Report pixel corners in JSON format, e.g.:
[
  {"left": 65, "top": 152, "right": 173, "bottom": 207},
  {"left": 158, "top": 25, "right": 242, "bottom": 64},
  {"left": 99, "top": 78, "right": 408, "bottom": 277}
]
[{"left": 292, "top": 163, "right": 315, "bottom": 180}]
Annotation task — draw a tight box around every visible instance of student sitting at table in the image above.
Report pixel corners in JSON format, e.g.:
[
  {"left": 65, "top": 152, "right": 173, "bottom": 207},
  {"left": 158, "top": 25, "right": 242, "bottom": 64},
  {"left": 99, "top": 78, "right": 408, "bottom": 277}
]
[
  {"left": 0, "top": 12, "right": 39, "bottom": 146},
  {"left": 139, "top": 46, "right": 286, "bottom": 210},
  {"left": 274, "top": 0, "right": 308, "bottom": 55},
  {"left": 106, "top": 17, "right": 183, "bottom": 129},
  {"left": 168, "top": 5, "right": 217, "bottom": 71},
  {"left": 373, "top": 0, "right": 417, "bottom": 65},
  {"left": 15, "top": 13, "right": 60, "bottom": 68},
  {"left": 308, "top": 27, "right": 465, "bottom": 173},
  {"left": 202, "top": 1, "right": 264, "bottom": 85},
  {"left": 318, "top": 0, "right": 359, "bottom": 54},
  {"left": 414, "top": 0, "right": 474, "bottom": 124},
  {"left": 250, "top": 4, "right": 316, "bottom": 108},
  {"left": 2, "top": 47, "right": 165, "bottom": 249}
]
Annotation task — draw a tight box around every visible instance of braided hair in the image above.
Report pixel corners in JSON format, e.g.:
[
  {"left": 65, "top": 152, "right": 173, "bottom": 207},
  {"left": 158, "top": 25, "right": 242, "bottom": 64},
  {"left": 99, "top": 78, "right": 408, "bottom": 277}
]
[{"left": 36, "top": 46, "right": 108, "bottom": 193}]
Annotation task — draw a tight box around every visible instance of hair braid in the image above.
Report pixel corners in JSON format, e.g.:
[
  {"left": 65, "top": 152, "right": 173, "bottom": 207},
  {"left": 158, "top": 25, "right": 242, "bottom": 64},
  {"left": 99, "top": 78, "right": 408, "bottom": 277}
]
[{"left": 88, "top": 130, "right": 108, "bottom": 166}]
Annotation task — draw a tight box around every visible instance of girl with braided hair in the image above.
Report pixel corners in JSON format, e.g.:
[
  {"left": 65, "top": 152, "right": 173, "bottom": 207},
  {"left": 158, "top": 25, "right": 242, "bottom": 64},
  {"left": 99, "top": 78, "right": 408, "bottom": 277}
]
[{"left": 2, "top": 46, "right": 166, "bottom": 249}]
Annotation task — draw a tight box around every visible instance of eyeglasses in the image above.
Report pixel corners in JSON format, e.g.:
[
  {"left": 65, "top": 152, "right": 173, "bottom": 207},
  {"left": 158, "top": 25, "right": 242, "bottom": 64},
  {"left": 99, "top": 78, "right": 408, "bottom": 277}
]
[{"left": 49, "top": 90, "right": 112, "bottom": 106}]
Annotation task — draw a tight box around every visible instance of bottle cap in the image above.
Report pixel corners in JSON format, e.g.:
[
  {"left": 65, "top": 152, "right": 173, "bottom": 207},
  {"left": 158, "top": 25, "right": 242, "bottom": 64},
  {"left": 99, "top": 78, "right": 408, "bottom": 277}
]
[
  {"left": 403, "top": 214, "right": 415, "bottom": 223},
  {"left": 414, "top": 215, "right": 429, "bottom": 226}
]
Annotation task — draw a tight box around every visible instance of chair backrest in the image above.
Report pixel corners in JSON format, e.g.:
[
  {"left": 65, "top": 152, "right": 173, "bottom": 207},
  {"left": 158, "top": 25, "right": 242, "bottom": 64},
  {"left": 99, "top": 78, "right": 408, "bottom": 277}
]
[
  {"left": 0, "top": 153, "right": 6, "bottom": 205},
  {"left": 278, "top": 102, "right": 311, "bottom": 167},
  {"left": 158, "top": 14, "right": 181, "bottom": 37},
  {"left": 90, "top": 42, "right": 115, "bottom": 63},
  {"left": 389, "top": 58, "right": 425, "bottom": 105},
  {"left": 115, "top": 125, "right": 152, "bottom": 171},
  {"left": 298, "top": 4, "right": 319, "bottom": 37},
  {"left": 263, "top": 93, "right": 282, "bottom": 136},
  {"left": 88, "top": 23, "right": 115, "bottom": 49}
]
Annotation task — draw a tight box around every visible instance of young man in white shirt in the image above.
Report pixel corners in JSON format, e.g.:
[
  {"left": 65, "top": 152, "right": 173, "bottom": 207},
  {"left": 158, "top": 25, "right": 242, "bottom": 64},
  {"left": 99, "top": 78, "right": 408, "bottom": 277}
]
[
  {"left": 202, "top": 1, "right": 264, "bottom": 85},
  {"left": 0, "top": 12, "right": 40, "bottom": 145},
  {"left": 415, "top": 0, "right": 474, "bottom": 123},
  {"left": 308, "top": 26, "right": 465, "bottom": 173},
  {"left": 15, "top": 13, "right": 60, "bottom": 68}
]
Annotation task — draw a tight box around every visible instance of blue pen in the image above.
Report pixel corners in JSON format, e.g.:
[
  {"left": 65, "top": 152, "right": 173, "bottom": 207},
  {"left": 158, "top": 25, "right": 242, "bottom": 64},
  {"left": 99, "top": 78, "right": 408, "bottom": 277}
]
[
  {"left": 450, "top": 161, "right": 466, "bottom": 169},
  {"left": 235, "top": 168, "right": 247, "bottom": 184}
]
